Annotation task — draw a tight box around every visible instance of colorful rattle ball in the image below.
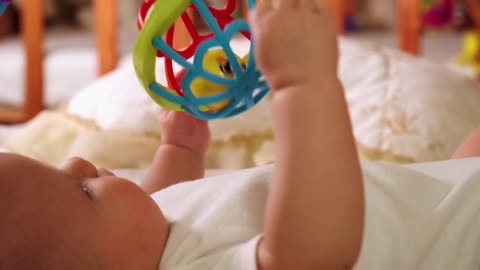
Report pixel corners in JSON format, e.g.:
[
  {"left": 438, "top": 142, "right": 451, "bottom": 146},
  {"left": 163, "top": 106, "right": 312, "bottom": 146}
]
[
  {"left": 133, "top": 0, "right": 270, "bottom": 120},
  {"left": 0, "top": 0, "right": 11, "bottom": 15}
]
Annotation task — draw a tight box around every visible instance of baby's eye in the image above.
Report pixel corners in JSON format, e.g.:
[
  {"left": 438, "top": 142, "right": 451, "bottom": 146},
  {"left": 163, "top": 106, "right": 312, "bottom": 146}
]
[
  {"left": 81, "top": 183, "right": 94, "bottom": 199},
  {"left": 219, "top": 61, "right": 233, "bottom": 75}
]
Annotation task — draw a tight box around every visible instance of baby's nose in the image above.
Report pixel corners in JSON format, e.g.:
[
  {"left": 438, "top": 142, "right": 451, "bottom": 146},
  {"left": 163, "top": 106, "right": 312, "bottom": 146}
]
[{"left": 60, "top": 157, "right": 99, "bottom": 179}]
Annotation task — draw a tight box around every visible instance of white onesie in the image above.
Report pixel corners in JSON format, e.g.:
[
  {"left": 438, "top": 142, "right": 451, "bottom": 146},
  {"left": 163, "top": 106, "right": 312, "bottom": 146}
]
[{"left": 151, "top": 158, "right": 480, "bottom": 270}]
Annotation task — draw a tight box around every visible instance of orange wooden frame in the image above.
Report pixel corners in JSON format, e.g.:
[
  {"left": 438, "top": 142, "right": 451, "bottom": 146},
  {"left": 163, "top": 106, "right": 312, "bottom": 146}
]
[
  {"left": 328, "top": 0, "right": 422, "bottom": 55},
  {"left": 0, "top": 0, "right": 118, "bottom": 124},
  {"left": 171, "top": 1, "right": 350, "bottom": 51},
  {"left": 0, "top": 0, "right": 422, "bottom": 124},
  {"left": 325, "top": 0, "right": 422, "bottom": 55},
  {"left": 397, "top": 0, "right": 422, "bottom": 55}
]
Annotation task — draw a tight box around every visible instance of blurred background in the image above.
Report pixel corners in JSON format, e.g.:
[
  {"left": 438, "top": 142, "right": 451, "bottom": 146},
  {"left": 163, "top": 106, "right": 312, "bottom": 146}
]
[{"left": 0, "top": 0, "right": 476, "bottom": 122}]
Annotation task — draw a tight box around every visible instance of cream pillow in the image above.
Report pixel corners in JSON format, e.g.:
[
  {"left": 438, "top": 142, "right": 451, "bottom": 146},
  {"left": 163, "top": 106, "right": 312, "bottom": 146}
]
[
  {"left": 339, "top": 39, "right": 480, "bottom": 162},
  {"left": 6, "top": 38, "right": 480, "bottom": 169}
]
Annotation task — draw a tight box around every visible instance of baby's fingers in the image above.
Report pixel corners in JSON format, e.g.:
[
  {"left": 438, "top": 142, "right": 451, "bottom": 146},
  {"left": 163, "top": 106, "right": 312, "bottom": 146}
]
[{"left": 299, "top": 0, "right": 323, "bottom": 12}]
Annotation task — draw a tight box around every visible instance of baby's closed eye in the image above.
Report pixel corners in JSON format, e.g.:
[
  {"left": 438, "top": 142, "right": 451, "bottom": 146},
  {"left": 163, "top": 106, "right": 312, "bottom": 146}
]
[{"left": 81, "top": 183, "right": 95, "bottom": 200}]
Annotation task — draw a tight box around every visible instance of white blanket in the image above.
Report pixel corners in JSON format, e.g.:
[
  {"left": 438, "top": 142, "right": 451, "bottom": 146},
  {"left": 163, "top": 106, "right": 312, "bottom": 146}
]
[
  {"left": 149, "top": 159, "right": 480, "bottom": 269},
  {"left": 356, "top": 158, "right": 480, "bottom": 269},
  {"left": 0, "top": 125, "right": 18, "bottom": 152}
]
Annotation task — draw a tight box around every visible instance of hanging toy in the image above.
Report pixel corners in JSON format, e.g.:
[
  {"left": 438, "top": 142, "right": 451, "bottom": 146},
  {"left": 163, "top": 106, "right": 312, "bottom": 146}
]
[
  {"left": 133, "top": 0, "right": 269, "bottom": 120},
  {"left": 422, "top": 0, "right": 455, "bottom": 29},
  {"left": 452, "top": 30, "right": 480, "bottom": 75},
  {"left": 451, "top": 0, "right": 480, "bottom": 78},
  {"left": 0, "top": 0, "right": 11, "bottom": 15}
]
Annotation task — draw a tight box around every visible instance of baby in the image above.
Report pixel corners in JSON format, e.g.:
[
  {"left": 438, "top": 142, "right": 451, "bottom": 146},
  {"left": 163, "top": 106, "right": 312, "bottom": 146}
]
[{"left": 2, "top": 0, "right": 480, "bottom": 269}]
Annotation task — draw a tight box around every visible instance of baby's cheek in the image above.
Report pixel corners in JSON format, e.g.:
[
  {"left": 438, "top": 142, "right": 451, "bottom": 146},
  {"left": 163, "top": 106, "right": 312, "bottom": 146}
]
[
  {"left": 130, "top": 199, "right": 170, "bottom": 268},
  {"left": 95, "top": 186, "right": 169, "bottom": 269}
]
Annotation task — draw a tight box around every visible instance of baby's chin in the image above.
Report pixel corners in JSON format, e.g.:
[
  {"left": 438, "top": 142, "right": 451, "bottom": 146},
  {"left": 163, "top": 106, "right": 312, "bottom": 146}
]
[{"left": 97, "top": 198, "right": 170, "bottom": 270}]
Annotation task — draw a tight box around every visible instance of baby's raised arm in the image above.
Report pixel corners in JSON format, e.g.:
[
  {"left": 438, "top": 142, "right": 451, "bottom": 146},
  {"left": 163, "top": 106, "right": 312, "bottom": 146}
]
[
  {"left": 251, "top": 1, "right": 364, "bottom": 269},
  {"left": 141, "top": 110, "right": 210, "bottom": 194}
]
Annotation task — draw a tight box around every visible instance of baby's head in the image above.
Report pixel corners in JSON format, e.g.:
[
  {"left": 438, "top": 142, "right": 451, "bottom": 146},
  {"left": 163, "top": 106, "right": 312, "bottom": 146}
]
[{"left": 0, "top": 153, "right": 169, "bottom": 270}]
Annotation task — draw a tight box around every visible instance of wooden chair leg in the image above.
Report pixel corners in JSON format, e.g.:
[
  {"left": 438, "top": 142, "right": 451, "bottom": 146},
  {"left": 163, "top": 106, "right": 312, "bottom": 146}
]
[
  {"left": 0, "top": 1, "right": 45, "bottom": 124},
  {"left": 94, "top": 0, "right": 118, "bottom": 76},
  {"left": 22, "top": 0, "right": 44, "bottom": 121},
  {"left": 397, "top": 0, "right": 421, "bottom": 55}
]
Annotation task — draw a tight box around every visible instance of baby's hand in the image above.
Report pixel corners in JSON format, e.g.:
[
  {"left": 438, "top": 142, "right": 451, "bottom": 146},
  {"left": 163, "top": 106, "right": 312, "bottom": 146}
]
[
  {"left": 158, "top": 109, "right": 210, "bottom": 155},
  {"left": 251, "top": 0, "right": 338, "bottom": 89}
]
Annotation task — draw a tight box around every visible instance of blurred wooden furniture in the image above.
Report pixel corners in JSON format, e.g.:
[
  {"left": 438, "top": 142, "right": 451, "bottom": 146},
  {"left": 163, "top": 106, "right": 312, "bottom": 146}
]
[
  {"left": 326, "top": 0, "right": 422, "bottom": 55},
  {"left": 0, "top": 0, "right": 118, "bottom": 124},
  {"left": 397, "top": 0, "right": 422, "bottom": 55},
  {"left": 95, "top": 0, "right": 118, "bottom": 75},
  {"left": 173, "top": 0, "right": 421, "bottom": 54},
  {"left": 328, "top": 0, "right": 421, "bottom": 55},
  {"left": 0, "top": 0, "right": 44, "bottom": 124},
  {"left": 0, "top": 0, "right": 425, "bottom": 124}
]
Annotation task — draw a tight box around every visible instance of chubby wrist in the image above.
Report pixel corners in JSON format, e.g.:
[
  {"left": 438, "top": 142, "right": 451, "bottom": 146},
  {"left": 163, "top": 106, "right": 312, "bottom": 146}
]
[
  {"left": 267, "top": 69, "right": 340, "bottom": 91},
  {"left": 158, "top": 143, "right": 206, "bottom": 160},
  {"left": 159, "top": 136, "right": 209, "bottom": 156},
  {"left": 271, "top": 78, "right": 343, "bottom": 105},
  {"left": 142, "top": 142, "right": 206, "bottom": 193}
]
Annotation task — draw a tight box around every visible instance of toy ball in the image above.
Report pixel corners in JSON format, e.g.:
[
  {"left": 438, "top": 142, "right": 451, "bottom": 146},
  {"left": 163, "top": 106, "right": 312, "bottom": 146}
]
[
  {"left": 133, "top": 0, "right": 270, "bottom": 120},
  {"left": 0, "top": 0, "right": 11, "bottom": 15}
]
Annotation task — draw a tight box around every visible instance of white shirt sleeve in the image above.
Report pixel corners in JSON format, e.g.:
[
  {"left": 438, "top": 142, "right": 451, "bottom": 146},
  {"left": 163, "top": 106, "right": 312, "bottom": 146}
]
[
  {"left": 211, "top": 235, "right": 262, "bottom": 270},
  {"left": 154, "top": 166, "right": 271, "bottom": 270},
  {"left": 166, "top": 235, "right": 262, "bottom": 270}
]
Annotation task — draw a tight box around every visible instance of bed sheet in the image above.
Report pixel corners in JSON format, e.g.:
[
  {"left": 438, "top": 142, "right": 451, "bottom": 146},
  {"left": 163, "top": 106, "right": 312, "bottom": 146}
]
[
  {"left": 0, "top": 30, "right": 136, "bottom": 108},
  {"left": 0, "top": 124, "right": 19, "bottom": 152}
]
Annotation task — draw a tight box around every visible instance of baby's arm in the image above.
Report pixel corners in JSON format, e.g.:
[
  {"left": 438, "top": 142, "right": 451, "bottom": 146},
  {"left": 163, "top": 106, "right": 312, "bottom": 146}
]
[
  {"left": 451, "top": 127, "right": 480, "bottom": 159},
  {"left": 251, "top": 1, "right": 364, "bottom": 269},
  {"left": 141, "top": 110, "right": 210, "bottom": 194}
]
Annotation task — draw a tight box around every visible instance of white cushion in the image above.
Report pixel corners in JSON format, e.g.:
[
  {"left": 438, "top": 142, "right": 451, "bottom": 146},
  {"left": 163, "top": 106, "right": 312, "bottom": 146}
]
[
  {"left": 339, "top": 39, "right": 480, "bottom": 162},
  {"left": 7, "top": 38, "right": 480, "bottom": 168}
]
